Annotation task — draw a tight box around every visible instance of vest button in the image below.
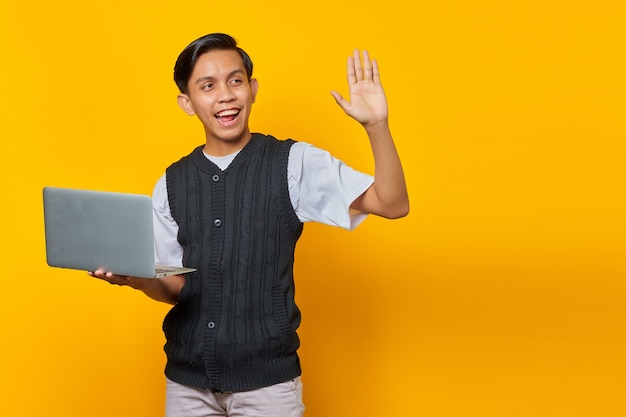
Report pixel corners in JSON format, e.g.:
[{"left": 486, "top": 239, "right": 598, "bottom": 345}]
[
  {"left": 212, "top": 174, "right": 220, "bottom": 182},
  {"left": 214, "top": 219, "right": 222, "bottom": 227},
  {"left": 208, "top": 321, "right": 216, "bottom": 329}
]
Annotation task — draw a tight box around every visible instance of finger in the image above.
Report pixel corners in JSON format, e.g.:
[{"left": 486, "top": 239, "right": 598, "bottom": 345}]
[
  {"left": 89, "top": 269, "right": 122, "bottom": 281},
  {"left": 352, "top": 49, "right": 363, "bottom": 82},
  {"left": 362, "top": 50, "right": 372, "bottom": 81},
  {"left": 89, "top": 270, "right": 110, "bottom": 283},
  {"left": 88, "top": 269, "right": 104, "bottom": 278},
  {"left": 372, "top": 58, "right": 381, "bottom": 84},
  {"left": 330, "top": 91, "right": 349, "bottom": 113},
  {"left": 346, "top": 56, "right": 356, "bottom": 85}
]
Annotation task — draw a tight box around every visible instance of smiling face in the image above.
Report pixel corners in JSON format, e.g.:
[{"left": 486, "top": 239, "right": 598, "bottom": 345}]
[{"left": 177, "top": 49, "right": 259, "bottom": 156}]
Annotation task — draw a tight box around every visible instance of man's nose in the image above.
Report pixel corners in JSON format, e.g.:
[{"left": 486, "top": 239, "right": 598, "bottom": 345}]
[{"left": 216, "top": 83, "right": 236, "bottom": 101}]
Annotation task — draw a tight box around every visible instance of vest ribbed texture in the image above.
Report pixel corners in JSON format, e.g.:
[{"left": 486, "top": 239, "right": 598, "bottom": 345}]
[{"left": 163, "top": 134, "right": 303, "bottom": 392}]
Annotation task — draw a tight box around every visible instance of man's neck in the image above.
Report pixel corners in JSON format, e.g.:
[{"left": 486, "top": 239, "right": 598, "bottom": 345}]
[{"left": 203, "top": 134, "right": 252, "bottom": 157}]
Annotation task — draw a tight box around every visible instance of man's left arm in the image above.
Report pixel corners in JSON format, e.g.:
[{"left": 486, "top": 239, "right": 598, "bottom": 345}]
[{"left": 331, "top": 49, "right": 409, "bottom": 219}]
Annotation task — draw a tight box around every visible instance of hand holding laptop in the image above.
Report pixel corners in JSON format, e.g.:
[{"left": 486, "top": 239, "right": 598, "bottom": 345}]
[{"left": 88, "top": 268, "right": 186, "bottom": 305}]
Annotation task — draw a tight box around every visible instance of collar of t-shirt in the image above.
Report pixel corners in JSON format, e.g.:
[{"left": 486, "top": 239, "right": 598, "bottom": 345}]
[{"left": 202, "top": 149, "right": 241, "bottom": 171}]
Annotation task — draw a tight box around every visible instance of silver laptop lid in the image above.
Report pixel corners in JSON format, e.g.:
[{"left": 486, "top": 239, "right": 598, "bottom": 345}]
[{"left": 43, "top": 187, "right": 157, "bottom": 278}]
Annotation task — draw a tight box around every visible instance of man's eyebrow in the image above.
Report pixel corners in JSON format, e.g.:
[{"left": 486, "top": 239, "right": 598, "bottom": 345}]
[{"left": 194, "top": 69, "right": 246, "bottom": 85}]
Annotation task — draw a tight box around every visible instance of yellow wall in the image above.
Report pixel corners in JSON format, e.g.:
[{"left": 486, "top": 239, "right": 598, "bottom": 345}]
[{"left": 2, "top": 1, "right": 625, "bottom": 416}]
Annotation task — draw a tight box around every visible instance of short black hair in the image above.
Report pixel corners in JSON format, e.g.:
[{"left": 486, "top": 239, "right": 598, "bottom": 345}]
[{"left": 173, "top": 33, "right": 254, "bottom": 94}]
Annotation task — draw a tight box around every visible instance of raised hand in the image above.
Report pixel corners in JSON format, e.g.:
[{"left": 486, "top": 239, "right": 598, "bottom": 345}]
[{"left": 331, "top": 49, "right": 389, "bottom": 127}]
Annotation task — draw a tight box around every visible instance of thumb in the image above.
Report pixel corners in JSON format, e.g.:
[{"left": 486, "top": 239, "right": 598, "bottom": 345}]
[{"left": 330, "top": 91, "right": 349, "bottom": 113}]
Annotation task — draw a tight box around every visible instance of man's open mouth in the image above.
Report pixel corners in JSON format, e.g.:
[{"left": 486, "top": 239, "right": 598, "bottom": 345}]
[{"left": 215, "top": 109, "right": 240, "bottom": 123}]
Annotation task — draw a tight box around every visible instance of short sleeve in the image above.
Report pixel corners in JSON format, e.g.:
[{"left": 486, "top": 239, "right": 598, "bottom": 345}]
[
  {"left": 288, "top": 142, "right": 374, "bottom": 230},
  {"left": 152, "top": 174, "right": 184, "bottom": 267}
]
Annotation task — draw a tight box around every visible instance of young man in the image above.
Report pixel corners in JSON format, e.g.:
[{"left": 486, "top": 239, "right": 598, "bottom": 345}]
[{"left": 91, "top": 33, "right": 408, "bottom": 416}]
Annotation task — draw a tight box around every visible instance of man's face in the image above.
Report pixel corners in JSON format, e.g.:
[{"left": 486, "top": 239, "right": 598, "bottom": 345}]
[{"left": 178, "top": 49, "right": 259, "bottom": 154}]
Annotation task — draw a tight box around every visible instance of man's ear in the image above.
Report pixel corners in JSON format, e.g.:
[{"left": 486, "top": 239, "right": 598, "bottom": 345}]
[
  {"left": 177, "top": 94, "right": 195, "bottom": 116},
  {"left": 250, "top": 78, "right": 259, "bottom": 103}
]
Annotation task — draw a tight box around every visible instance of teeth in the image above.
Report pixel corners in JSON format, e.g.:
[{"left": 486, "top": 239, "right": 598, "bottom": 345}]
[{"left": 216, "top": 109, "right": 239, "bottom": 117}]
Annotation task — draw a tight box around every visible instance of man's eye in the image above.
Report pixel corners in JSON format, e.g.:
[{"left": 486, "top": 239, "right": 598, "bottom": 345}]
[
  {"left": 230, "top": 79, "right": 243, "bottom": 85},
  {"left": 202, "top": 83, "right": 214, "bottom": 90}
]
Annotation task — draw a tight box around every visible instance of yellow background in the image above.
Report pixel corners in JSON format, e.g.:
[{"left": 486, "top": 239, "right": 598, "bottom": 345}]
[{"left": 2, "top": 1, "right": 625, "bottom": 416}]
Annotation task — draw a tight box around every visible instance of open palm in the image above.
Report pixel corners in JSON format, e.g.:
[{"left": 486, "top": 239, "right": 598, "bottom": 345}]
[{"left": 331, "top": 49, "right": 389, "bottom": 126}]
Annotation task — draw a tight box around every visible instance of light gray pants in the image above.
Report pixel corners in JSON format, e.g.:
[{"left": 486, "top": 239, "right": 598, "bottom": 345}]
[{"left": 165, "top": 377, "right": 305, "bottom": 417}]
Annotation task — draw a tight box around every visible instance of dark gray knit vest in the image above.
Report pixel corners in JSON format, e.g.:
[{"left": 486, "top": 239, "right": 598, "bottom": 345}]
[{"left": 163, "top": 134, "right": 303, "bottom": 392}]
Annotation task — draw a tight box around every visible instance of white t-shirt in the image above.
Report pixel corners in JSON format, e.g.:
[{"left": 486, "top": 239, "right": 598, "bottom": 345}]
[{"left": 152, "top": 141, "right": 374, "bottom": 267}]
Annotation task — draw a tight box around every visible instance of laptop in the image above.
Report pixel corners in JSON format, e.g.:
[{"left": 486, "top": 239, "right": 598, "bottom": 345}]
[{"left": 43, "top": 186, "right": 196, "bottom": 278}]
